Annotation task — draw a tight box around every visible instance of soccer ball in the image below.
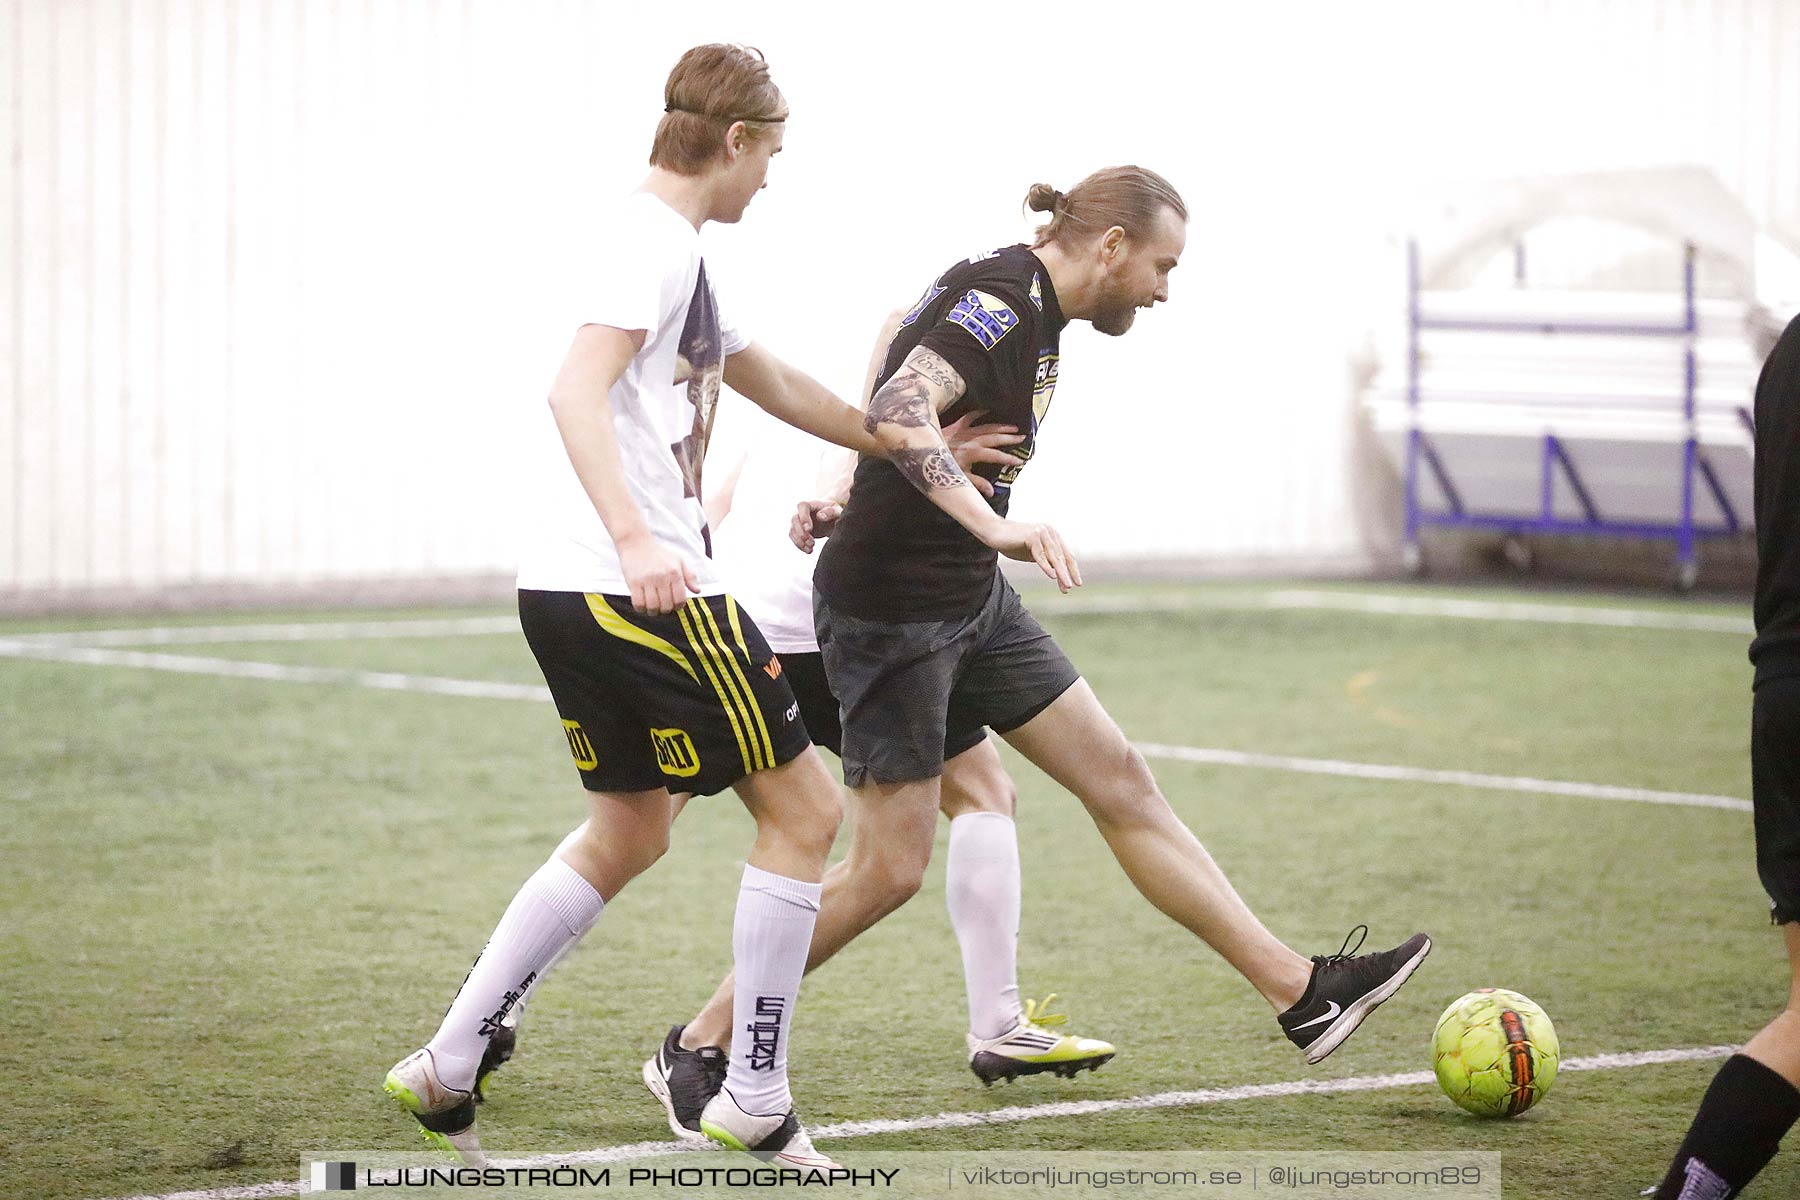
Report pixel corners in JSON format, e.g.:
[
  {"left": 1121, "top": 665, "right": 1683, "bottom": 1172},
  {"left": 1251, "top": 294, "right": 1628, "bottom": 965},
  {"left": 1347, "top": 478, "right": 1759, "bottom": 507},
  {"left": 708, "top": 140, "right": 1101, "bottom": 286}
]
[{"left": 1431, "top": 988, "right": 1559, "bottom": 1117}]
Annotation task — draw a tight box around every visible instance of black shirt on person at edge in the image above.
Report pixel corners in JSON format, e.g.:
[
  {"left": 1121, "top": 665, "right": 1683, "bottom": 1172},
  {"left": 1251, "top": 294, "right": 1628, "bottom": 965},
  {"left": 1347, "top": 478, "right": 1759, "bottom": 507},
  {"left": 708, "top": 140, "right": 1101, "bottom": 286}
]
[{"left": 1753, "top": 312, "right": 1800, "bottom": 684}]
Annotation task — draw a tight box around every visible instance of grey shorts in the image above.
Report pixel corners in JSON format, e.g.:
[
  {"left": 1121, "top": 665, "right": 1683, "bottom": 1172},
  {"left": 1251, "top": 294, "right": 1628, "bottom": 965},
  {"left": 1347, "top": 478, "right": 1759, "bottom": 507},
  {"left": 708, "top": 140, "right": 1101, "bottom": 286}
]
[{"left": 816, "top": 573, "right": 1081, "bottom": 788}]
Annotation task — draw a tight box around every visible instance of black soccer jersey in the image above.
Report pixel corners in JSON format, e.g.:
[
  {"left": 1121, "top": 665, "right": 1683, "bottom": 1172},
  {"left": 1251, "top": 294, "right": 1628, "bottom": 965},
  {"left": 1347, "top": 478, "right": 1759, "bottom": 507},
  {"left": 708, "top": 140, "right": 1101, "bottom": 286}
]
[
  {"left": 1751, "top": 312, "right": 1800, "bottom": 684},
  {"left": 815, "top": 245, "right": 1066, "bottom": 621}
]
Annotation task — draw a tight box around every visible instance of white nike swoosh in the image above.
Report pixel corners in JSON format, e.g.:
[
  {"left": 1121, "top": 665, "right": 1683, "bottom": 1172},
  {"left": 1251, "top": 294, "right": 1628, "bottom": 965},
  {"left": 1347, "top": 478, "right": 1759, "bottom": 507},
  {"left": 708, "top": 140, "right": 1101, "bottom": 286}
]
[{"left": 1293, "top": 1001, "right": 1342, "bottom": 1031}]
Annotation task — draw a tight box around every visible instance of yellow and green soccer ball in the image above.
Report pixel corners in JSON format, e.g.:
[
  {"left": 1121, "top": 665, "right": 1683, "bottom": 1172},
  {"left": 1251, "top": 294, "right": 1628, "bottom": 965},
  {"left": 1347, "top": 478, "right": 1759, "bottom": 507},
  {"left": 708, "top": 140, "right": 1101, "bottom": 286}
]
[{"left": 1431, "top": 988, "right": 1559, "bottom": 1117}]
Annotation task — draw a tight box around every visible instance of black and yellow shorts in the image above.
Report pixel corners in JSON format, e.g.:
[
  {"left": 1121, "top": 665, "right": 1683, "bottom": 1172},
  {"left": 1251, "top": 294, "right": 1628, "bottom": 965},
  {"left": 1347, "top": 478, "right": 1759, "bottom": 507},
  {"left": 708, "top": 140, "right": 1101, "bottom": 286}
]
[{"left": 518, "top": 589, "right": 811, "bottom": 797}]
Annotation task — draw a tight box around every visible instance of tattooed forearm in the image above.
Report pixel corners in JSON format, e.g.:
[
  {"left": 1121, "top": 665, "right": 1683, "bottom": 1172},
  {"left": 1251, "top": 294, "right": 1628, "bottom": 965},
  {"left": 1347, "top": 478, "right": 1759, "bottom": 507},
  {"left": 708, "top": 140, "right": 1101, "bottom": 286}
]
[
  {"left": 892, "top": 446, "right": 971, "bottom": 493},
  {"left": 864, "top": 372, "right": 936, "bottom": 434},
  {"left": 908, "top": 350, "right": 965, "bottom": 399}
]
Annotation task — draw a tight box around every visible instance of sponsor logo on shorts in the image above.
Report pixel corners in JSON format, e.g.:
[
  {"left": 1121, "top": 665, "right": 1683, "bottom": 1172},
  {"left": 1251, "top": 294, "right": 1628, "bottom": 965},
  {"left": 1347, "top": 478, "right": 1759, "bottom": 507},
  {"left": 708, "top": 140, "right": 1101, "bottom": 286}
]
[
  {"left": 651, "top": 727, "right": 701, "bottom": 778},
  {"left": 562, "top": 720, "right": 597, "bottom": 770},
  {"left": 764, "top": 656, "right": 783, "bottom": 680},
  {"left": 746, "top": 995, "right": 785, "bottom": 1071},
  {"left": 784, "top": 701, "right": 800, "bottom": 722}
]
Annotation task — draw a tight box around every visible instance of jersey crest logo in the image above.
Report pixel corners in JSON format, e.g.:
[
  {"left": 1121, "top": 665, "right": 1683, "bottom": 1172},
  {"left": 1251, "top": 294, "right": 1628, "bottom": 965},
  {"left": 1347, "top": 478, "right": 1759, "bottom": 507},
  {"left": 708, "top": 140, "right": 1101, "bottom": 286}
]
[
  {"left": 1029, "top": 273, "right": 1043, "bottom": 312},
  {"left": 562, "top": 719, "right": 598, "bottom": 771},
  {"left": 650, "top": 727, "right": 701, "bottom": 778},
  {"left": 946, "top": 289, "right": 1020, "bottom": 351}
]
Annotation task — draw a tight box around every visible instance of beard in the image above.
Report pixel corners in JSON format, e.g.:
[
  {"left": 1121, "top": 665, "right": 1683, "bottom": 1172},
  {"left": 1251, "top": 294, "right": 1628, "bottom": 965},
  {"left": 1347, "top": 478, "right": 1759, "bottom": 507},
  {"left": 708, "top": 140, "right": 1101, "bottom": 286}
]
[
  {"left": 1090, "top": 270, "right": 1143, "bottom": 337},
  {"left": 1091, "top": 302, "right": 1138, "bottom": 337}
]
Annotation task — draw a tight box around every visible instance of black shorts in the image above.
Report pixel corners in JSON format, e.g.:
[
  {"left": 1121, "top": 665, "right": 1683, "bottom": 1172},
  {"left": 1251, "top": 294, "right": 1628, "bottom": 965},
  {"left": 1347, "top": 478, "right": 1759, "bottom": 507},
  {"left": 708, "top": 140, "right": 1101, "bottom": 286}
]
[
  {"left": 1754, "top": 676, "right": 1800, "bottom": 924},
  {"left": 781, "top": 649, "right": 986, "bottom": 764},
  {"left": 816, "top": 572, "right": 1079, "bottom": 788},
  {"left": 519, "top": 590, "right": 811, "bottom": 797}
]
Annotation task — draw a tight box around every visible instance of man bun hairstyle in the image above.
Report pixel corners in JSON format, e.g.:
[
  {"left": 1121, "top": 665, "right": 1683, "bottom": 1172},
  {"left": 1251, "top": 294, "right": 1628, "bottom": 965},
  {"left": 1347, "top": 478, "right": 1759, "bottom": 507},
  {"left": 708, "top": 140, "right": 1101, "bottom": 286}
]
[
  {"left": 650, "top": 44, "right": 789, "bottom": 176},
  {"left": 1027, "top": 166, "right": 1187, "bottom": 249}
]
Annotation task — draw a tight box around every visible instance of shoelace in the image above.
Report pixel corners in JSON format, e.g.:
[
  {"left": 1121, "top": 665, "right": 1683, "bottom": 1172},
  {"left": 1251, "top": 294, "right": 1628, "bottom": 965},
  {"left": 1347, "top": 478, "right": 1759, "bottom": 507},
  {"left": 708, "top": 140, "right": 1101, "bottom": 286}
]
[
  {"left": 1312, "top": 923, "right": 1369, "bottom": 968},
  {"left": 1022, "top": 994, "right": 1069, "bottom": 1032}
]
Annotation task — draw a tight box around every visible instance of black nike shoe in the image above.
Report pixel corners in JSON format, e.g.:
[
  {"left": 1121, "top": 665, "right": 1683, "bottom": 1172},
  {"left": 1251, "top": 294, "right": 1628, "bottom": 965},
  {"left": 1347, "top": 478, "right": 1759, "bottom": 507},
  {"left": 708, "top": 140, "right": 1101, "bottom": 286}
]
[
  {"left": 472, "top": 1013, "right": 518, "bottom": 1103},
  {"left": 1278, "top": 925, "right": 1432, "bottom": 1064},
  {"left": 641, "top": 1024, "right": 729, "bottom": 1140}
]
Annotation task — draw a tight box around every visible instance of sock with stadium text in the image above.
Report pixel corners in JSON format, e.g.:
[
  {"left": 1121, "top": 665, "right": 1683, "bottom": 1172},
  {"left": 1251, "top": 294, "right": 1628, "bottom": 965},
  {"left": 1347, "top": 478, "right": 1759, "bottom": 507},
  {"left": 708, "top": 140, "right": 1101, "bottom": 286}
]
[
  {"left": 1653, "top": 1053, "right": 1800, "bottom": 1198},
  {"left": 425, "top": 856, "right": 603, "bottom": 1092},
  {"left": 946, "top": 812, "right": 1025, "bottom": 1040},
  {"left": 720, "top": 864, "right": 822, "bottom": 1116}
]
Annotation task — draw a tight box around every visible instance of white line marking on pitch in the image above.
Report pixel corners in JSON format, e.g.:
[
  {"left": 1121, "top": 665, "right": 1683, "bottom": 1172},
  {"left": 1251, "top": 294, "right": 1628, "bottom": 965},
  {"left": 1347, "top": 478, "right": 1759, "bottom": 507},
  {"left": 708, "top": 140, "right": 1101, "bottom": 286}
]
[
  {"left": 1134, "top": 743, "right": 1751, "bottom": 813},
  {"left": 0, "top": 641, "right": 552, "bottom": 702},
  {"left": 6, "top": 615, "right": 519, "bottom": 648},
  {"left": 93, "top": 1045, "right": 1738, "bottom": 1200},
  {"left": 1257, "top": 590, "right": 1753, "bottom": 635},
  {"left": 0, "top": 641, "right": 1745, "bottom": 812}
]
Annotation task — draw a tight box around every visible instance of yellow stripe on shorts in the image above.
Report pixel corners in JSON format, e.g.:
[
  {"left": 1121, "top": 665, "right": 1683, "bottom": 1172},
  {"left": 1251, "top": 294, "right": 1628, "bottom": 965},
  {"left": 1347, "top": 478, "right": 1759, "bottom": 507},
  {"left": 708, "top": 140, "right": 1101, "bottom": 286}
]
[
  {"left": 685, "top": 600, "right": 768, "bottom": 772},
  {"left": 677, "top": 602, "right": 758, "bottom": 775},
  {"left": 725, "top": 595, "right": 752, "bottom": 658},
  {"left": 699, "top": 599, "right": 775, "bottom": 768},
  {"left": 584, "top": 594, "right": 699, "bottom": 683}
]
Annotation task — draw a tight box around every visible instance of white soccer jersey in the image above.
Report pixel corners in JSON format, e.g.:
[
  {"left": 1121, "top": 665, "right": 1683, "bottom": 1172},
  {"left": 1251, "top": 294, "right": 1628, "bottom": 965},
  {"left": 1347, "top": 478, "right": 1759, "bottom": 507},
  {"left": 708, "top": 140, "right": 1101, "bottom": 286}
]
[
  {"left": 516, "top": 192, "right": 749, "bottom": 596},
  {"left": 712, "top": 411, "right": 839, "bottom": 655}
]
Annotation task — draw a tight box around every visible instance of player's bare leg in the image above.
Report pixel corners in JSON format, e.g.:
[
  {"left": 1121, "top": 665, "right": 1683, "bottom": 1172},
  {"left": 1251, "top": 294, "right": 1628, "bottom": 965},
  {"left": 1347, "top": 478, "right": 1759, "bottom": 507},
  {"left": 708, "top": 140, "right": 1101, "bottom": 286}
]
[
  {"left": 687, "top": 740, "right": 1024, "bottom": 1048},
  {"left": 1651, "top": 923, "right": 1800, "bottom": 1197},
  {"left": 556, "top": 788, "right": 685, "bottom": 899},
  {"left": 732, "top": 749, "right": 842, "bottom": 883},
  {"left": 1001, "top": 680, "right": 1429, "bottom": 1063},
  {"left": 999, "top": 681, "right": 1312, "bottom": 1007},
  {"left": 1742, "top": 923, "right": 1800, "bottom": 1086},
  {"left": 682, "top": 774, "right": 942, "bottom": 1049}
]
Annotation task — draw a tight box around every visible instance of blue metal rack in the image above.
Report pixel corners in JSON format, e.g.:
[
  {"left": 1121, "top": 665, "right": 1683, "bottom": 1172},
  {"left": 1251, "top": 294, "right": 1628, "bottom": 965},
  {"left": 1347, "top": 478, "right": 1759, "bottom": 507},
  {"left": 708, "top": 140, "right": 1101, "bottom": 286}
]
[{"left": 1400, "top": 239, "right": 1743, "bottom": 587}]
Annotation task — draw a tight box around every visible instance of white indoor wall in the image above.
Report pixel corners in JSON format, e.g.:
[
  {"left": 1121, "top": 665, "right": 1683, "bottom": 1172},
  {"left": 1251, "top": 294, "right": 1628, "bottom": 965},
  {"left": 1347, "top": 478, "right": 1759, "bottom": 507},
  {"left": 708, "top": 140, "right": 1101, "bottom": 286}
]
[{"left": 4, "top": 0, "right": 1799, "bottom": 595}]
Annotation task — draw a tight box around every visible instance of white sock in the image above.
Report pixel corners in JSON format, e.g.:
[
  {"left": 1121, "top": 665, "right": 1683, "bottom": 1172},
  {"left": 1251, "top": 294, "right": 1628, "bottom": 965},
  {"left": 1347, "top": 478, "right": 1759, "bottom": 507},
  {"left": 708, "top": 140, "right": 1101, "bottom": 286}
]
[
  {"left": 946, "top": 812, "right": 1024, "bottom": 1040},
  {"left": 721, "top": 864, "right": 822, "bottom": 1115},
  {"left": 426, "top": 856, "right": 603, "bottom": 1091}
]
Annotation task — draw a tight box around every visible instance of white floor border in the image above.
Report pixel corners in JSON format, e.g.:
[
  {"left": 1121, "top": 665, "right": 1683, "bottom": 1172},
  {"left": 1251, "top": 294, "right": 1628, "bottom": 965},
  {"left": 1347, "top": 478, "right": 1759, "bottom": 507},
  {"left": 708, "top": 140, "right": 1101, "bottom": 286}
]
[{"left": 96, "top": 1044, "right": 1738, "bottom": 1200}]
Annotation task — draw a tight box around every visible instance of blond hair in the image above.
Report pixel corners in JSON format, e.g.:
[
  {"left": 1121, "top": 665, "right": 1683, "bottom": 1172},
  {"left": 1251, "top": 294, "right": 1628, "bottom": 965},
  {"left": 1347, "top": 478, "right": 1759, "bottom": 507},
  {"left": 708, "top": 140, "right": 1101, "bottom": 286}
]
[
  {"left": 649, "top": 44, "right": 788, "bottom": 175},
  {"left": 1027, "top": 167, "right": 1187, "bottom": 249}
]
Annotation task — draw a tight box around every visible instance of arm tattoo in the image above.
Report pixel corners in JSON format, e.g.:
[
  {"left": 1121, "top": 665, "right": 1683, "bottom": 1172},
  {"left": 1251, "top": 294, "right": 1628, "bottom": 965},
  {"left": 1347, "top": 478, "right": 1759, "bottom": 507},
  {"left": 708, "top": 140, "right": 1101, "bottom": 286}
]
[
  {"left": 862, "top": 350, "right": 967, "bottom": 435},
  {"left": 864, "top": 372, "right": 936, "bottom": 434},
  {"left": 892, "top": 446, "right": 971, "bottom": 493},
  {"left": 908, "top": 349, "right": 966, "bottom": 399}
]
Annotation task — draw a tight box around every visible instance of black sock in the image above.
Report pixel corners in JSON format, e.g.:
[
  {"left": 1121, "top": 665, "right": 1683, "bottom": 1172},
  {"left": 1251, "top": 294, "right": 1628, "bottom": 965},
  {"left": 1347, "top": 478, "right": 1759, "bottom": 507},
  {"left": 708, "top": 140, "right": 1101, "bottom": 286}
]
[{"left": 1654, "top": 1054, "right": 1800, "bottom": 1198}]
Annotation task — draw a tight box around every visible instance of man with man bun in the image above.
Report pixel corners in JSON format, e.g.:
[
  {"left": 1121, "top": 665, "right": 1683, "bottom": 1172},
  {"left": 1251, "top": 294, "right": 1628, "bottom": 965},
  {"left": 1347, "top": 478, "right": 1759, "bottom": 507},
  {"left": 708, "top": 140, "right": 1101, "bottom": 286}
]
[{"left": 648, "top": 168, "right": 1433, "bottom": 1129}]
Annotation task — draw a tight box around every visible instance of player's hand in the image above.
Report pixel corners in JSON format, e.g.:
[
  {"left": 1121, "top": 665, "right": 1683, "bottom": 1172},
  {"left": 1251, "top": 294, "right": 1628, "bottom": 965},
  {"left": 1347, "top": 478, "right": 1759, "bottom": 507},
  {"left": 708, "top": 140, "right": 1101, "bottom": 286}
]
[
  {"left": 981, "top": 519, "right": 1081, "bottom": 593},
  {"left": 941, "top": 412, "right": 1023, "bottom": 499},
  {"left": 618, "top": 533, "right": 700, "bottom": 614},
  {"left": 791, "top": 499, "right": 844, "bottom": 554}
]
